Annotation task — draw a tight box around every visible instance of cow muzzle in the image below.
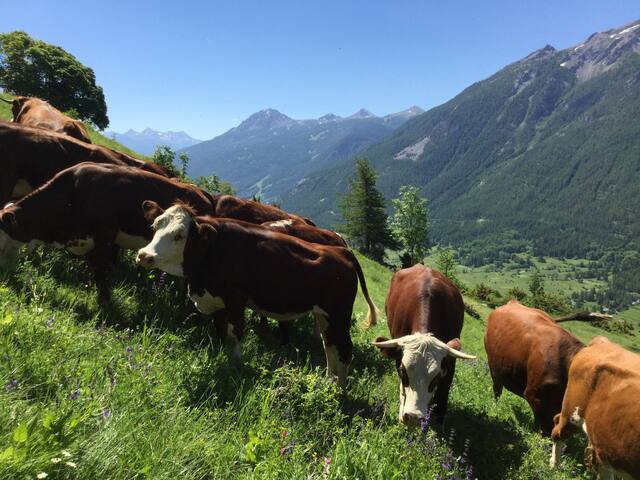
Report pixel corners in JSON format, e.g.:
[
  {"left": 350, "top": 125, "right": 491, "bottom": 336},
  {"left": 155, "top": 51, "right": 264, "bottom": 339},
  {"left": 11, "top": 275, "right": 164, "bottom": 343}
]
[{"left": 135, "top": 250, "right": 156, "bottom": 268}]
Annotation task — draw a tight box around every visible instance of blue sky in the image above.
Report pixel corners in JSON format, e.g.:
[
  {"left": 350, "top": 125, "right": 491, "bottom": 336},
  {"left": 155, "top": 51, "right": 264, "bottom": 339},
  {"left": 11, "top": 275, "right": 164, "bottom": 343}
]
[{"left": 2, "top": 0, "right": 638, "bottom": 139}]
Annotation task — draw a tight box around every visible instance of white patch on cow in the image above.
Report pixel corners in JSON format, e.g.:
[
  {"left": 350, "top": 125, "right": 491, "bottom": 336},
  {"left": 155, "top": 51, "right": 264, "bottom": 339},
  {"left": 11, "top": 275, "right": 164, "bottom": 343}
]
[
  {"left": 136, "top": 205, "right": 191, "bottom": 276},
  {"left": 115, "top": 231, "right": 148, "bottom": 250},
  {"left": 189, "top": 290, "right": 225, "bottom": 315},
  {"left": 227, "top": 323, "right": 242, "bottom": 361},
  {"left": 66, "top": 237, "right": 95, "bottom": 256},
  {"left": 569, "top": 407, "right": 585, "bottom": 430},
  {"left": 10, "top": 179, "right": 33, "bottom": 199},
  {"left": 0, "top": 230, "right": 23, "bottom": 267},
  {"left": 267, "top": 219, "right": 293, "bottom": 228},
  {"left": 3, "top": 202, "right": 15, "bottom": 209},
  {"left": 550, "top": 440, "right": 565, "bottom": 468}
]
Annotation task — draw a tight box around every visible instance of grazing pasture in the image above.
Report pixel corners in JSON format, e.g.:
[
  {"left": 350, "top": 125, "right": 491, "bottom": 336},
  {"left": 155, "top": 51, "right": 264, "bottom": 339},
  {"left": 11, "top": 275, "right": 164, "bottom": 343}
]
[{"left": 0, "top": 248, "right": 608, "bottom": 480}]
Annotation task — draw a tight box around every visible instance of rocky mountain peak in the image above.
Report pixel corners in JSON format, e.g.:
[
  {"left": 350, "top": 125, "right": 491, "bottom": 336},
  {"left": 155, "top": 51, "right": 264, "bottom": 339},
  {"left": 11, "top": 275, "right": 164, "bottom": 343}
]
[{"left": 237, "top": 108, "right": 293, "bottom": 130}]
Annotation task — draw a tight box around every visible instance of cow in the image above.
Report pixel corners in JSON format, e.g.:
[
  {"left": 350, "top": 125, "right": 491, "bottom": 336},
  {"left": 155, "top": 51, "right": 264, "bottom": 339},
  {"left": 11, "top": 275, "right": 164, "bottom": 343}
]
[
  {"left": 214, "top": 195, "right": 314, "bottom": 226},
  {"left": 0, "top": 121, "right": 174, "bottom": 207},
  {"left": 373, "top": 264, "right": 476, "bottom": 426},
  {"left": 0, "top": 163, "right": 215, "bottom": 301},
  {"left": 135, "top": 202, "right": 378, "bottom": 387},
  {"left": 259, "top": 219, "right": 349, "bottom": 343},
  {"left": 260, "top": 219, "right": 346, "bottom": 247},
  {"left": 484, "top": 300, "right": 610, "bottom": 435},
  {"left": 2, "top": 96, "right": 92, "bottom": 143},
  {"left": 550, "top": 336, "right": 640, "bottom": 480}
]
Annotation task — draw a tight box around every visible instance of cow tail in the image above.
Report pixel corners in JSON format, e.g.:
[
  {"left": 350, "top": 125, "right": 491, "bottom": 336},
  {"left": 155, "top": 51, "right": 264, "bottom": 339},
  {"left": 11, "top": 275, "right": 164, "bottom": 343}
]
[{"left": 352, "top": 254, "right": 378, "bottom": 327}]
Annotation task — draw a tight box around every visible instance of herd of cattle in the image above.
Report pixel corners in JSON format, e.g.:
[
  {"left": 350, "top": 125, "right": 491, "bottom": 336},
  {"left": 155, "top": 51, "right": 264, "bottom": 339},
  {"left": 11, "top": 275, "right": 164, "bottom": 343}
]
[{"left": 1, "top": 96, "right": 638, "bottom": 479}]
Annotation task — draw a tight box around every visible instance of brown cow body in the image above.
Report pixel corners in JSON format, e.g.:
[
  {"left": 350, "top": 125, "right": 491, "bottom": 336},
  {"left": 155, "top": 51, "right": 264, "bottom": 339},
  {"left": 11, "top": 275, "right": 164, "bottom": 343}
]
[
  {"left": 551, "top": 337, "right": 640, "bottom": 479},
  {"left": 0, "top": 163, "right": 214, "bottom": 300},
  {"left": 484, "top": 300, "right": 584, "bottom": 435},
  {"left": 0, "top": 121, "right": 173, "bottom": 206},
  {"left": 260, "top": 219, "right": 346, "bottom": 247},
  {"left": 136, "top": 204, "right": 377, "bottom": 386},
  {"left": 374, "top": 265, "right": 474, "bottom": 425},
  {"left": 8, "top": 96, "right": 92, "bottom": 143},
  {"left": 213, "top": 195, "right": 314, "bottom": 226}
]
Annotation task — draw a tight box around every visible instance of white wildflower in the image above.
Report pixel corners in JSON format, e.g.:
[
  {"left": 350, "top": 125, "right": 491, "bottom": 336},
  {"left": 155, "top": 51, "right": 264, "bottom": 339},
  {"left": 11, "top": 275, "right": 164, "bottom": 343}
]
[
  {"left": 61, "top": 450, "right": 72, "bottom": 458},
  {"left": 36, "top": 473, "right": 48, "bottom": 479},
  {"left": 65, "top": 461, "right": 77, "bottom": 468},
  {"left": 50, "top": 457, "right": 61, "bottom": 464}
]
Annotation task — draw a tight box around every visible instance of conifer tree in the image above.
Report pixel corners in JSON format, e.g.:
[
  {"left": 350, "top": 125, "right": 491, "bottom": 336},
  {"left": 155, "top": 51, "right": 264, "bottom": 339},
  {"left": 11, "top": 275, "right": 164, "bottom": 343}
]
[{"left": 339, "top": 157, "right": 391, "bottom": 261}]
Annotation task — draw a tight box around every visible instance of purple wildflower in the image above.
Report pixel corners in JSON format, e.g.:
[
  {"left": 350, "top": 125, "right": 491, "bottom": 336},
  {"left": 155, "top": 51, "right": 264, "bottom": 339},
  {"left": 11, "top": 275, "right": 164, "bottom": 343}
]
[
  {"left": 45, "top": 316, "right": 55, "bottom": 327},
  {"left": 68, "top": 389, "right": 80, "bottom": 400},
  {"left": 6, "top": 379, "right": 19, "bottom": 392},
  {"left": 101, "top": 408, "right": 111, "bottom": 420},
  {"left": 419, "top": 406, "right": 433, "bottom": 433}
]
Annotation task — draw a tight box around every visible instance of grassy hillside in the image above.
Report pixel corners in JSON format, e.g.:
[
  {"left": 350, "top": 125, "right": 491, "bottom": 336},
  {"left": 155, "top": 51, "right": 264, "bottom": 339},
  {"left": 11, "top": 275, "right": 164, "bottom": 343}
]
[
  {"left": 2, "top": 247, "right": 637, "bottom": 479},
  {"left": 0, "top": 92, "right": 144, "bottom": 159}
]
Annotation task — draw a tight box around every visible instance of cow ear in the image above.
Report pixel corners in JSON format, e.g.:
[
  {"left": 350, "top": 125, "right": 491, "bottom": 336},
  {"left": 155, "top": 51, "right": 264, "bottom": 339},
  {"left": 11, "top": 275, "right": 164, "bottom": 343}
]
[
  {"left": 444, "top": 338, "right": 476, "bottom": 360},
  {"left": 142, "top": 200, "right": 164, "bottom": 223},
  {"left": 373, "top": 336, "right": 402, "bottom": 360}
]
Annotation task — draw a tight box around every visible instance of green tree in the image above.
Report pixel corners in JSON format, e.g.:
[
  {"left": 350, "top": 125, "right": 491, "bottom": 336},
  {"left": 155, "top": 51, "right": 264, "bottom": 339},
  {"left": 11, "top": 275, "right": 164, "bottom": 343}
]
[
  {"left": 339, "top": 157, "right": 391, "bottom": 261},
  {"left": 0, "top": 31, "right": 109, "bottom": 129},
  {"left": 434, "top": 246, "right": 465, "bottom": 291},
  {"left": 196, "top": 175, "right": 236, "bottom": 196},
  {"left": 152, "top": 145, "right": 189, "bottom": 179},
  {"left": 389, "top": 185, "right": 430, "bottom": 266}
]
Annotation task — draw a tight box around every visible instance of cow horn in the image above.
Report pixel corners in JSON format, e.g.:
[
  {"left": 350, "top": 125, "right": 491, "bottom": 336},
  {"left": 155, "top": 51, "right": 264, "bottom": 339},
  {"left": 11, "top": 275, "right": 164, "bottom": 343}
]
[
  {"left": 0, "top": 97, "right": 13, "bottom": 104},
  {"left": 372, "top": 338, "right": 401, "bottom": 348},
  {"left": 431, "top": 336, "right": 477, "bottom": 359}
]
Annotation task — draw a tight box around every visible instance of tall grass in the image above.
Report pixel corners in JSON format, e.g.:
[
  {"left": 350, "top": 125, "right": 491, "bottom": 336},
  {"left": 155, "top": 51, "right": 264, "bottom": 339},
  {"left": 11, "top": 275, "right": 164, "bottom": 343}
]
[{"left": 0, "top": 249, "right": 600, "bottom": 479}]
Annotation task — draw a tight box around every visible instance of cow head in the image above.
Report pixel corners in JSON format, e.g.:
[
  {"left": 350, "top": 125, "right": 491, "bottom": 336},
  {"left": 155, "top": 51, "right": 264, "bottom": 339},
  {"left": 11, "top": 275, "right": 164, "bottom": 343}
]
[
  {"left": 373, "top": 333, "right": 475, "bottom": 426},
  {"left": 136, "top": 201, "right": 215, "bottom": 277}
]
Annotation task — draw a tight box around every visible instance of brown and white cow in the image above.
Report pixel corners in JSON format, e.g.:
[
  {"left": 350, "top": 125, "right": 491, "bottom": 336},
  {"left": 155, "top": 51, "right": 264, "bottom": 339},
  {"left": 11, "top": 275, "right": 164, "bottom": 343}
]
[
  {"left": 485, "top": 300, "right": 609, "bottom": 435},
  {"left": 214, "top": 195, "right": 314, "bottom": 226},
  {"left": 373, "top": 265, "right": 475, "bottom": 426},
  {"left": 0, "top": 121, "right": 174, "bottom": 207},
  {"left": 0, "top": 163, "right": 215, "bottom": 300},
  {"left": 135, "top": 203, "right": 378, "bottom": 387},
  {"left": 260, "top": 219, "right": 346, "bottom": 247},
  {"left": 550, "top": 336, "right": 640, "bottom": 479},
  {"left": 3, "top": 96, "right": 92, "bottom": 143}
]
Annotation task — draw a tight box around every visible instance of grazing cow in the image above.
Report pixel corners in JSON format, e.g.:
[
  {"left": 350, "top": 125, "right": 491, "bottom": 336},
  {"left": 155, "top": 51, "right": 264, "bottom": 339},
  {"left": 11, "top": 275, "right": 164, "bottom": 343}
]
[
  {"left": 0, "top": 163, "right": 215, "bottom": 301},
  {"left": 550, "top": 337, "right": 640, "bottom": 480},
  {"left": 260, "top": 219, "right": 346, "bottom": 247},
  {"left": 214, "top": 195, "right": 314, "bottom": 226},
  {"left": 484, "top": 300, "right": 609, "bottom": 435},
  {"left": 135, "top": 203, "right": 378, "bottom": 387},
  {"left": 0, "top": 121, "right": 173, "bottom": 206},
  {"left": 2, "top": 96, "right": 92, "bottom": 143},
  {"left": 373, "top": 265, "right": 475, "bottom": 426}
]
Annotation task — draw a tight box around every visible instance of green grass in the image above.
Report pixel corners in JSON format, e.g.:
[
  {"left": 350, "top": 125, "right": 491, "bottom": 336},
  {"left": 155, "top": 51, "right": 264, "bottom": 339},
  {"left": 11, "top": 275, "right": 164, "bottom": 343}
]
[
  {"left": 2, "top": 248, "right": 627, "bottom": 479},
  {"left": 0, "top": 92, "right": 144, "bottom": 159}
]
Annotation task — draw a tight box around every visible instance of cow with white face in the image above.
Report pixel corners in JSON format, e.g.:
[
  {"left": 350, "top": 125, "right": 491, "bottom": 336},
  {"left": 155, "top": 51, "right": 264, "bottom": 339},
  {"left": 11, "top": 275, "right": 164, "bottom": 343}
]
[
  {"left": 375, "top": 264, "right": 475, "bottom": 426},
  {"left": 135, "top": 201, "right": 379, "bottom": 387}
]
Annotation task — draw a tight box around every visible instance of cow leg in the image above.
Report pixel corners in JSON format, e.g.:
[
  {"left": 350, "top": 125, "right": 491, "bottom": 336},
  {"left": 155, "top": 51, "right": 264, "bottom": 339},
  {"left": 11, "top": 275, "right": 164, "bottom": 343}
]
[
  {"left": 277, "top": 320, "right": 291, "bottom": 345},
  {"left": 224, "top": 299, "right": 246, "bottom": 364},
  {"left": 432, "top": 357, "right": 456, "bottom": 422},
  {"left": 86, "top": 241, "right": 118, "bottom": 305},
  {"left": 317, "top": 312, "right": 352, "bottom": 388}
]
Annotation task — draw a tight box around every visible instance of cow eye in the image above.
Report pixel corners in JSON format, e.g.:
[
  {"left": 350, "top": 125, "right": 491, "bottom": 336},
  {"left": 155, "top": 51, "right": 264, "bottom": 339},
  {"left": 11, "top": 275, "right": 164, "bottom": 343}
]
[{"left": 398, "top": 364, "right": 410, "bottom": 388}]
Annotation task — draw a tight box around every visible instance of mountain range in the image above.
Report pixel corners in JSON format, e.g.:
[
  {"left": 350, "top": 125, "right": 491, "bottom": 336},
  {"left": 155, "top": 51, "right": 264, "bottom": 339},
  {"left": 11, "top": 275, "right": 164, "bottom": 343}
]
[
  {"left": 105, "top": 128, "right": 201, "bottom": 155},
  {"left": 182, "top": 106, "right": 424, "bottom": 199},
  {"left": 281, "top": 19, "right": 640, "bottom": 258}
]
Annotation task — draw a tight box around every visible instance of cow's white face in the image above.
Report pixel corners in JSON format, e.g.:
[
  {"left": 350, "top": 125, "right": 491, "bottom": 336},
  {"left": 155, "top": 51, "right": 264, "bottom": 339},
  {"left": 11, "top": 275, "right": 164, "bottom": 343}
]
[
  {"left": 136, "top": 205, "right": 191, "bottom": 277},
  {"left": 374, "top": 333, "right": 475, "bottom": 426}
]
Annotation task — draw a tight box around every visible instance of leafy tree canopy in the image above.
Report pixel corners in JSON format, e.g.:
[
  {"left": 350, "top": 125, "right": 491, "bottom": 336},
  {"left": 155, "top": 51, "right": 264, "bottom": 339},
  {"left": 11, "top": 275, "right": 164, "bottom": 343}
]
[
  {"left": 389, "top": 185, "right": 430, "bottom": 266},
  {"left": 0, "top": 31, "right": 109, "bottom": 129}
]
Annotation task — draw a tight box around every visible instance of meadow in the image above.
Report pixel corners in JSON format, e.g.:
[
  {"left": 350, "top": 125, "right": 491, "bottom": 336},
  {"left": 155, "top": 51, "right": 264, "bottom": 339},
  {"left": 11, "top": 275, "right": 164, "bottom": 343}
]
[{"left": 3, "top": 246, "right": 635, "bottom": 480}]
